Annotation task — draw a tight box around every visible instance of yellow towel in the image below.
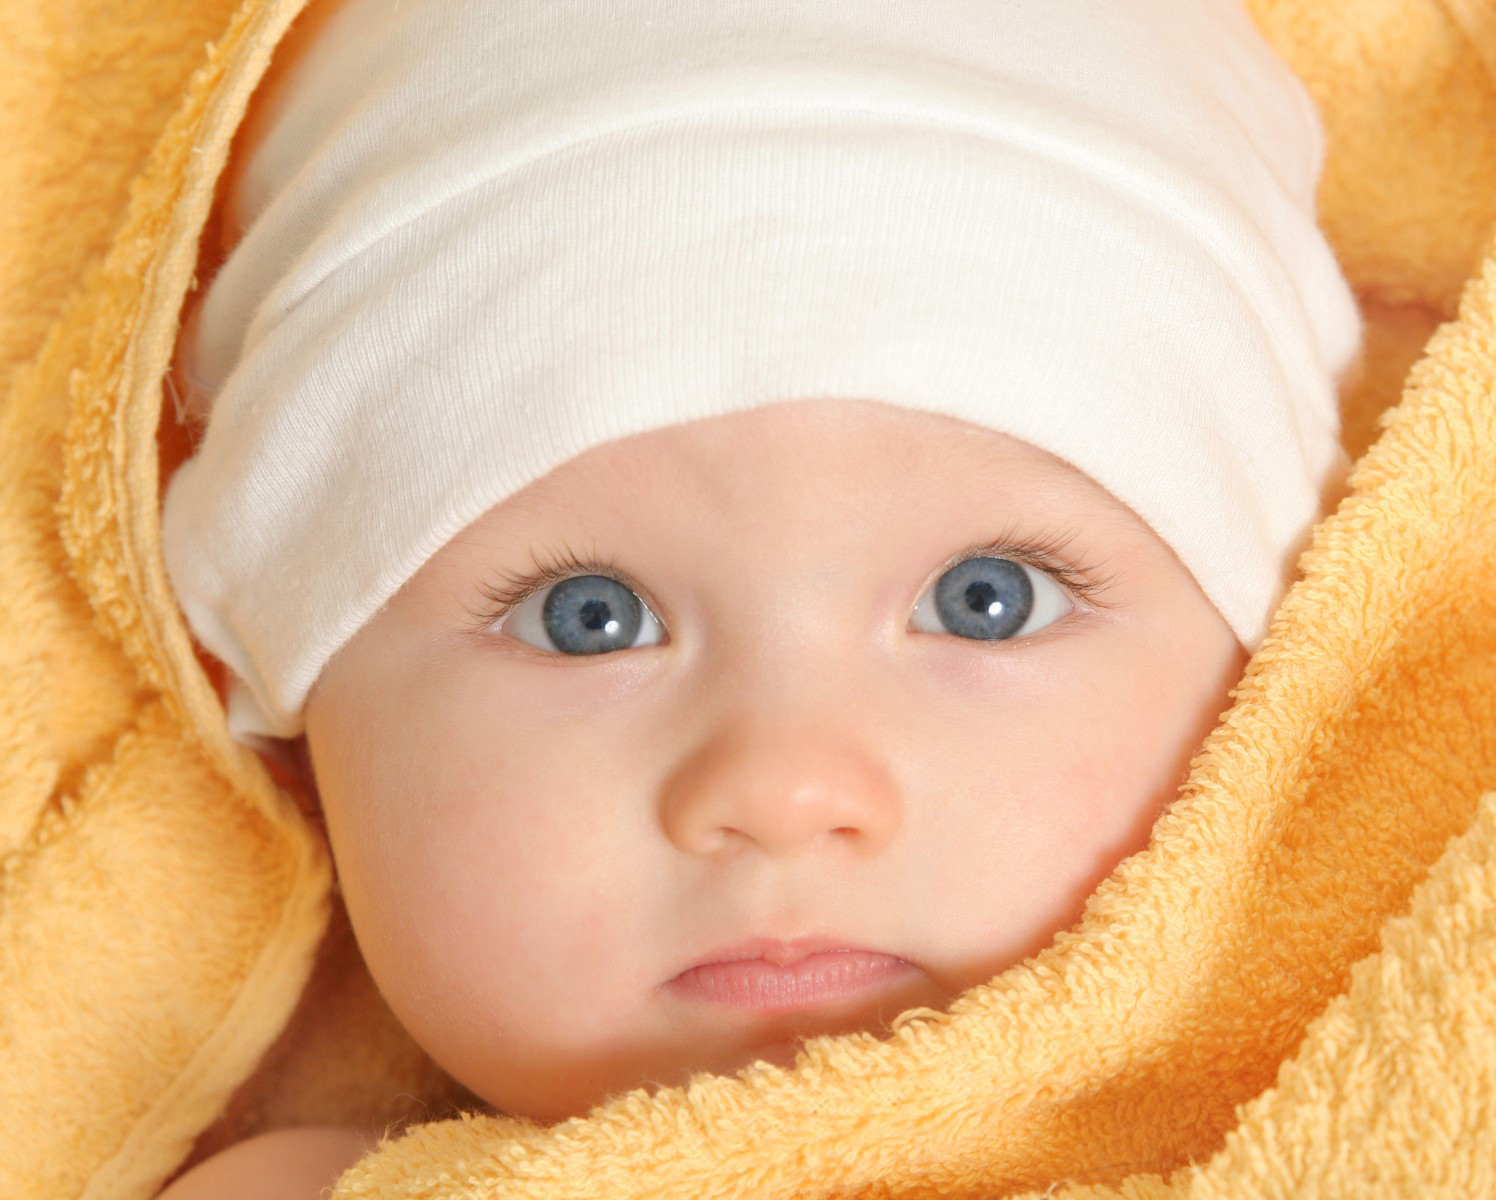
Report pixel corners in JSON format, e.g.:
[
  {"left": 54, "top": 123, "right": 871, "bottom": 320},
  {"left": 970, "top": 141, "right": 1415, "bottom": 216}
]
[{"left": 3, "top": 0, "right": 1495, "bottom": 1196}]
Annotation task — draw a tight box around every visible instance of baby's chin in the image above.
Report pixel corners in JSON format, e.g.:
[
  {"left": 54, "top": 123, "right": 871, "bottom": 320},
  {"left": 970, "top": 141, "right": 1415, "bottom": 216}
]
[{"left": 466, "top": 973, "right": 955, "bottom": 1124}]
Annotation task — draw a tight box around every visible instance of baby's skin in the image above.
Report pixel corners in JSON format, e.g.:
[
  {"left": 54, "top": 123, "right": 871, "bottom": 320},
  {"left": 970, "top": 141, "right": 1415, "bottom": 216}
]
[{"left": 160, "top": 397, "right": 1246, "bottom": 1199}]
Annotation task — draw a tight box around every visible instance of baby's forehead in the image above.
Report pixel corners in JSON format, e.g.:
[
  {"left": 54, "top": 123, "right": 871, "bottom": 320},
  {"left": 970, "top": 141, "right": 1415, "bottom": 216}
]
[{"left": 492, "top": 398, "right": 1143, "bottom": 531}]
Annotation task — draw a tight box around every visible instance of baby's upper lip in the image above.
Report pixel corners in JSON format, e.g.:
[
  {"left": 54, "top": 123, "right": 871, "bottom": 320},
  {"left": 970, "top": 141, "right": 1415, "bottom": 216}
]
[{"left": 671, "top": 935, "right": 904, "bottom": 977}]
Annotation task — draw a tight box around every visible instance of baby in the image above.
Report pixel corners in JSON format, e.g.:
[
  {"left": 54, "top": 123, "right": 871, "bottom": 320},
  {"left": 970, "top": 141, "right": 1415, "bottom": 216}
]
[{"left": 156, "top": 0, "right": 1361, "bottom": 1194}]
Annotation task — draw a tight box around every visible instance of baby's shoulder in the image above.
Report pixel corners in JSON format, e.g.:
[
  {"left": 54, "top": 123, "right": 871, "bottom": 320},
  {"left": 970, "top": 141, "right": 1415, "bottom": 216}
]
[{"left": 155, "top": 1126, "right": 368, "bottom": 1200}]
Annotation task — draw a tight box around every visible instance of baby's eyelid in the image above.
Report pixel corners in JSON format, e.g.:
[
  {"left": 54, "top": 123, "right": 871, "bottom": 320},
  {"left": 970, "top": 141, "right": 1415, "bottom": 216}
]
[
  {"left": 945, "top": 541, "right": 1117, "bottom": 610},
  {"left": 472, "top": 560, "right": 659, "bottom": 634},
  {"left": 923, "top": 552, "right": 1055, "bottom": 612}
]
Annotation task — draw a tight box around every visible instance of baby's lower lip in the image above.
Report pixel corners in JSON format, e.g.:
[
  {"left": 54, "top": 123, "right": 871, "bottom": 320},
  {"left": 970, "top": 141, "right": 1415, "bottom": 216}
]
[{"left": 666, "top": 950, "right": 914, "bottom": 1012}]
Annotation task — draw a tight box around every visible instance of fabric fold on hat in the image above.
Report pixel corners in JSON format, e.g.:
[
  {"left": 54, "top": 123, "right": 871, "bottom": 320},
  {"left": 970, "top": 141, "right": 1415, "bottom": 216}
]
[{"left": 161, "top": 0, "right": 1363, "bottom": 742}]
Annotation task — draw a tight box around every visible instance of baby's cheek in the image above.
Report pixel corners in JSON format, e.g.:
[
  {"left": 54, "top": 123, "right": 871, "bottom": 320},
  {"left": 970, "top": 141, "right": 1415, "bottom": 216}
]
[
  {"left": 341, "top": 758, "right": 587, "bottom": 927},
  {"left": 325, "top": 763, "right": 621, "bottom": 1072},
  {"left": 1016, "top": 641, "right": 1218, "bottom": 865}
]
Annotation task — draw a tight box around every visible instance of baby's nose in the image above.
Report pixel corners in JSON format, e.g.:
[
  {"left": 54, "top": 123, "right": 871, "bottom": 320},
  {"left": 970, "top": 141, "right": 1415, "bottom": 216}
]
[{"left": 657, "top": 723, "right": 901, "bottom": 858}]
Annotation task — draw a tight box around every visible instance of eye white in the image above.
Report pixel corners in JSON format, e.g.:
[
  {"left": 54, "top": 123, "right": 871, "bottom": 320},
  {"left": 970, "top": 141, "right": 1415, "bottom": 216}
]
[
  {"left": 903, "top": 556, "right": 1071, "bottom": 640},
  {"left": 497, "top": 575, "right": 664, "bottom": 654}
]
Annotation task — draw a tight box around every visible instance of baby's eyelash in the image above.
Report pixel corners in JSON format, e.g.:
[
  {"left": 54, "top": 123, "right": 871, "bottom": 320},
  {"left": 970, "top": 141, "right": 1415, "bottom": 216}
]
[
  {"left": 944, "top": 526, "right": 1120, "bottom": 608},
  {"left": 461, "top": 527, "right": 1120, "bottom": 634},
  {"left": 462, "top": 542, "right": 628, "bottom": 632}
]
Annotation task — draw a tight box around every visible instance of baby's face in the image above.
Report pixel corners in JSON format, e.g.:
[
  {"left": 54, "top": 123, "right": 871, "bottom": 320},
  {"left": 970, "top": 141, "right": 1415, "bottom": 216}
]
[{"left": 301, "top": 398, "right": 1245, "bottom": 1122}]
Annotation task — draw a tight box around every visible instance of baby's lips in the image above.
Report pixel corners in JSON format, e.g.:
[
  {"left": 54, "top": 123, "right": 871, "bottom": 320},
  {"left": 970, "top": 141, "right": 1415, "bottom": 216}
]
[{"left": 664, "top": 937, "right": 916, "bottom": 1012}]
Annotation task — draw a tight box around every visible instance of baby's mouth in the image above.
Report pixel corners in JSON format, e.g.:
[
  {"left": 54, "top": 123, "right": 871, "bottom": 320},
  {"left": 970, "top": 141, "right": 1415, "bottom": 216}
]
[{"left": 663, "top": 938, "right": 916, "bottom": 1013}]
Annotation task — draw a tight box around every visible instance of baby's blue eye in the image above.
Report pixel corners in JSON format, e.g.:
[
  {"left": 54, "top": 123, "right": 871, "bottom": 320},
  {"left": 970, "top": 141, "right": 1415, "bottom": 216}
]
[
  {"left": 495, "top": 556, "right": 1072, "bottom": 656},
  {"left": 499, "top": 574, "right": 664, "bottom": 655},
  {"left": 909, "top": 556, "right": 1072, "bottom": 641}
]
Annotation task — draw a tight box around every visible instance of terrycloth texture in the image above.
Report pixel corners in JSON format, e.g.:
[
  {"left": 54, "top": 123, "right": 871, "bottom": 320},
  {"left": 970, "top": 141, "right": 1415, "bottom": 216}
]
[
  {"left": 2, "top": 2, "right": 1495, "bottom": 1200},
  {"left": 159, "top": 0, "right": 1361, "bottom": 742}
]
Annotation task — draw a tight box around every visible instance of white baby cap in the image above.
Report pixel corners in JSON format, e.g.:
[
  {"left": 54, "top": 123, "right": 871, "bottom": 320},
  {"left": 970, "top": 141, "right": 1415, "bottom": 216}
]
[{"left": 162, "top": 0, "right": 1362, "bottom": 743}]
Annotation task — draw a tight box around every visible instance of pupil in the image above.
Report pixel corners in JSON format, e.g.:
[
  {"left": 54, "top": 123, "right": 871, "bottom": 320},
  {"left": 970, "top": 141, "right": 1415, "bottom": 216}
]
[
  {"left": 965, "top": 581, "right": 1002, "bottom": 616},
  {"left": 580, "top": 599, "right": 612, "bottom": 631}
]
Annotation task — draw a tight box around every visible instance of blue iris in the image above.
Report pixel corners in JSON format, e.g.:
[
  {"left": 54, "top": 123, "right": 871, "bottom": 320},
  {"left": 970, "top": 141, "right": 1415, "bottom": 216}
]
[
  {"left": 541, "top": 575, "right": 644, "bottom": 654},
  {"left": 931, "top": 556, "right": 1033, "bottom": 640}
]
